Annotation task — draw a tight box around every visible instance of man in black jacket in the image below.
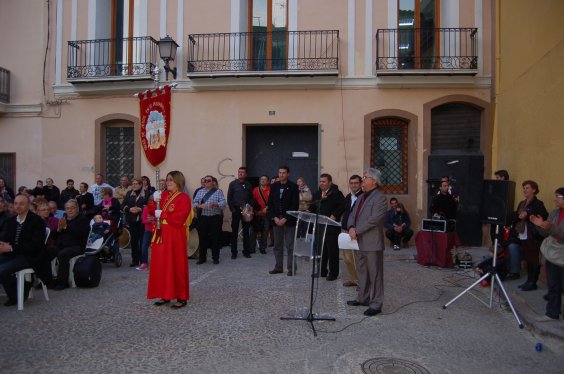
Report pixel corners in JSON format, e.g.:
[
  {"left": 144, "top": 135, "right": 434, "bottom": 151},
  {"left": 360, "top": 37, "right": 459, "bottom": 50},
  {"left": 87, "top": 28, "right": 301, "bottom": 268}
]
[
  {"left": 267, "top": 166, "right": 299, "bottom": 276},
  {"left": 0, "top": 194, "right": 51, "bottom": 306},
  {"left": 227, "top": 167, "right": 254, "bottom": 259},
  {"left": 47, "top": 199, "right": 90, "bottom": 290},
  {"left": 310, "top": 173, "right": 345, "bottom": 281}
]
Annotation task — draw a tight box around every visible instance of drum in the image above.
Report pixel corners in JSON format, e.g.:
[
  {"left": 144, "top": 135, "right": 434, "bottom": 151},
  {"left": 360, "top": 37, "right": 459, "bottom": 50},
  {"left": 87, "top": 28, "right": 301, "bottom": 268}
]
[
  {"left": 119, "top": 227, "right": 131, "bottom": 249},
  {"left": 187, "top": 229, "right": 199, "bottom": 258}
]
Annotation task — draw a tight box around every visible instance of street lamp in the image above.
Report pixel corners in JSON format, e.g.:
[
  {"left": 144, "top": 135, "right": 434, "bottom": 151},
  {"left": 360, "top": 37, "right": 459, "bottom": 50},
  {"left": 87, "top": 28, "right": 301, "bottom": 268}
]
[{"left": 158, "top": 35, "right": 179, "bottom": 81}]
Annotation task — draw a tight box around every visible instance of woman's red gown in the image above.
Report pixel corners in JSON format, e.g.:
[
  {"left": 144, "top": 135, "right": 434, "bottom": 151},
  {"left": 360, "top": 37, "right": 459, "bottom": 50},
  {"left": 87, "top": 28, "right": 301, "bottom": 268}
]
[{"left": 147, "top": 190, "right": 191, "bottom": 301}]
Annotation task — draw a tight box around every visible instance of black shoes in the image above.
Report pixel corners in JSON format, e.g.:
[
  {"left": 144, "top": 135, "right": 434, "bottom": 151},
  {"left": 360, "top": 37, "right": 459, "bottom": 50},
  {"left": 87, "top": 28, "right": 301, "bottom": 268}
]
[
  {"left": 347, "top": 300, "right": 368, "bottom": 306},
  {"left": 326, "top": 275, "right": 337, "bottom": 281},
  {"left": 269, "top": 268, "right": 283, "bottom": 274},
  {"left": 4, "top": 299, "right": 17, "bottom": 307},
  {"left": 259, "top": 249, "right": 266, "bottom": 254},
  {"left": 521, "top": 283, "right": 538, "bottom": 291},
  {"left": 364, "top": 308, "right": 382, "bottom": 316},
  {"left": 231, "top": 254, "right": 237, "bottom": 260},
  {"left": 154, "top": 299, "right": 170, "bottom": 306},
  {"left": 243, "top": 251, "right": 251, "bottom": 258},
  {"left": 213, "top": 259, "right": 219, "bottom": 264},
  {"left": 196, "top": 260, "right": 206, "bottom": 265},
  {"left": 171, "top": 300, "right": 187, "bottom": 309}
]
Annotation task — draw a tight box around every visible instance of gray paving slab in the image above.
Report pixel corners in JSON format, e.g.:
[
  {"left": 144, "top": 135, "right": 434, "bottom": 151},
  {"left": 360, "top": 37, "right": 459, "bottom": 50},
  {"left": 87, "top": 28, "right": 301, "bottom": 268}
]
[{"left": 1, "top": 245, "right": 563, "bottom": 374}]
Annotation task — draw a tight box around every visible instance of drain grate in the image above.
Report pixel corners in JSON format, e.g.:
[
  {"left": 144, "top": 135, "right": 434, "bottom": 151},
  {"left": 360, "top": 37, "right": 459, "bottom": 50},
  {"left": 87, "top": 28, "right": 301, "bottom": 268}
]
[{"left": 361, "top": 357, "right": 430, "bottom": 374}]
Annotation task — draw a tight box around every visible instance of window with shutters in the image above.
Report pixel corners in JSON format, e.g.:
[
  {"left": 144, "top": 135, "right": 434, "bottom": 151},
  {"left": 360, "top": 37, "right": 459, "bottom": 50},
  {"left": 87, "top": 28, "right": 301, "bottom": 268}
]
[{"left": 371, "top": 118, "right": 408, "bottom": 194}]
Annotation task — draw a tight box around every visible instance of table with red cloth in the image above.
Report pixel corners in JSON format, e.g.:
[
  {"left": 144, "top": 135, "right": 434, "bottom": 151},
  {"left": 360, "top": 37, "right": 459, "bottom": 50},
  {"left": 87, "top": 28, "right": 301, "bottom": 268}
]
[{"left": 415, "top": 230, "right": 461, "bottom": 268}]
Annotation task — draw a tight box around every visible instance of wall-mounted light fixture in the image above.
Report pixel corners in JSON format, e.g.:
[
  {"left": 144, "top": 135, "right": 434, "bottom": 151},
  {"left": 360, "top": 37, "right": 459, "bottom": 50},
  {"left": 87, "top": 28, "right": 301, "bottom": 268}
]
[{"left": 158, "top": 35, "right": 179, "bottom": 81}]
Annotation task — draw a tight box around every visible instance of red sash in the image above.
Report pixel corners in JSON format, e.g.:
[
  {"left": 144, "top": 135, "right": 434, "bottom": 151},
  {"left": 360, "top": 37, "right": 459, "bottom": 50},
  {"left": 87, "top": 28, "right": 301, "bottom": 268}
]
[{"left": 151, "top": 191, "right": 181, "bottom": 244}]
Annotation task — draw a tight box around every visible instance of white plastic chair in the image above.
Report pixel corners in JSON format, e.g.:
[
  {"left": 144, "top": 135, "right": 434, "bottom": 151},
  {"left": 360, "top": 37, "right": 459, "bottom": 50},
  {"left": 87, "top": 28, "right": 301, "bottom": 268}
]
[{"left": 15, "top": 227, "right": 51, "bottom": 311}]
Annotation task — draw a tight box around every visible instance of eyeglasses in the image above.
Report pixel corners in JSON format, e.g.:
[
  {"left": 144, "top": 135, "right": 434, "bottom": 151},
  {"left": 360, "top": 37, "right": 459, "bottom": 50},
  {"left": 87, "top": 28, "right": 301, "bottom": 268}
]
[
  {"left": 556, "top": 195, "right": 564, "bottom": 199},
  {"left": 204, "top": 179, "right": 212, "bottom": 183}
]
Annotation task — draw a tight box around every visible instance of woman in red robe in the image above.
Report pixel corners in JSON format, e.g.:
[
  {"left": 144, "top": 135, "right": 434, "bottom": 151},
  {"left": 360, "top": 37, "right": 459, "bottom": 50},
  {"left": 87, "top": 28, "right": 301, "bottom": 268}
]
[{"left": 147, "top": 170, "right": 192, "bottom": 309}]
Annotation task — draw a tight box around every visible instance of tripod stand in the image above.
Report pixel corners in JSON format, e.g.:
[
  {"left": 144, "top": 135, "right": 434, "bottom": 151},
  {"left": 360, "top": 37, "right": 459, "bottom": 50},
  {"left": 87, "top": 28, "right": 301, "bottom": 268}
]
[
  {"left": 442, "top": 225, "right": 524, "bottom": 329},
  {"left": 280, "top": 210, "right": 339, "bottom": 336}
]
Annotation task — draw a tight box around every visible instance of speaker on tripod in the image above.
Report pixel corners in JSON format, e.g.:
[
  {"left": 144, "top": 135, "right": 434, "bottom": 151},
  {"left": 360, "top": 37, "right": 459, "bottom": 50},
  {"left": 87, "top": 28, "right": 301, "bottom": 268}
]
[{"left": 480, "top": 180, "right": 515, "bottom": 225}]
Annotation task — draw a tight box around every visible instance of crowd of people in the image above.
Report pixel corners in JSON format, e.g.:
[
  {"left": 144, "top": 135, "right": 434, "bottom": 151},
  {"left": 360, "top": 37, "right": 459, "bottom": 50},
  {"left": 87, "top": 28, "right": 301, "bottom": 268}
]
[{"left": 0, "top": 168, "right": 562, "bottom": 321}]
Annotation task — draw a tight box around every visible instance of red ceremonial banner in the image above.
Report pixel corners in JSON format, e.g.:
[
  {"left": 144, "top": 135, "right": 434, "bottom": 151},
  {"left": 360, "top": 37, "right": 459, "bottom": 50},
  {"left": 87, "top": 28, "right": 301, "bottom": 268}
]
[{"left": 138, "top": 85, "right": 172, "bottom": 167}]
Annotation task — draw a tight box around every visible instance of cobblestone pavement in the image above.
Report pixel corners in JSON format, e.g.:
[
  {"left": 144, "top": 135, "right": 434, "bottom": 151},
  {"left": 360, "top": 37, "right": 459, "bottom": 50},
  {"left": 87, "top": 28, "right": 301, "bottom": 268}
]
[{"left": 1, "top": 246, "right": 563, "bottom": 374}]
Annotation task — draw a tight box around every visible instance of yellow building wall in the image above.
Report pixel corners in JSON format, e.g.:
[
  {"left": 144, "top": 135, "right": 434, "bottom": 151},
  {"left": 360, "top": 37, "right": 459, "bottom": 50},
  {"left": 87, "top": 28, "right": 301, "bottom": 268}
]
[{"left": 495, "top": 0, "right": 564, "bottom": 206}]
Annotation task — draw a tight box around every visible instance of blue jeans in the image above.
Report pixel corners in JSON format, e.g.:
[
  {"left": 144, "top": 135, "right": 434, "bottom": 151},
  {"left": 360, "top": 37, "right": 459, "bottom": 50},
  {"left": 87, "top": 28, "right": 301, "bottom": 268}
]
[
  {"left": 140, "top": 230, "right": 152, "bottom": 264},
  {"left": 508, "top": 242, "right": 522, "bottom": 274}
]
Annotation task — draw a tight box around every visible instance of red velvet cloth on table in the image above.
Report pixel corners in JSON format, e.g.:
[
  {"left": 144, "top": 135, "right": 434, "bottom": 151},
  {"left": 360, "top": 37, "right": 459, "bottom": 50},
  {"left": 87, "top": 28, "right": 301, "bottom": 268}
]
[{"left": 415, "top": 231, "right": 461, "bottom": 268}]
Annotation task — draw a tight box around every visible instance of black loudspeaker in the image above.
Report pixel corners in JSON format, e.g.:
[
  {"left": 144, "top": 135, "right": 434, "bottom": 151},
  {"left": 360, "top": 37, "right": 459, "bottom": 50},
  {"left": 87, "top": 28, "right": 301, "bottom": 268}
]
[
  {"left": 480, "top": 180, "right": 515, "bottom": 225},
  {"left": 428, "top": 154, "right": 484, "bottom": 246}
]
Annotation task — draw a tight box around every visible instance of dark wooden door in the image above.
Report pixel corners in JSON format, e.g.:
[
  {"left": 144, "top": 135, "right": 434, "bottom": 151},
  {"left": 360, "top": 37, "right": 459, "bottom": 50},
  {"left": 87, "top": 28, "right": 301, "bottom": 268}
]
[{"left": 245, "top": 125, "right": 318, "bottom": 188}]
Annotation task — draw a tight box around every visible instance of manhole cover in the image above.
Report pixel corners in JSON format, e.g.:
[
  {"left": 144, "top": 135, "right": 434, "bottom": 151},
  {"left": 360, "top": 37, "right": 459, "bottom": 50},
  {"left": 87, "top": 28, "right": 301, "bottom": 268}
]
[{"left": 361, "top": 357, "right": 430, "bottom": 374}]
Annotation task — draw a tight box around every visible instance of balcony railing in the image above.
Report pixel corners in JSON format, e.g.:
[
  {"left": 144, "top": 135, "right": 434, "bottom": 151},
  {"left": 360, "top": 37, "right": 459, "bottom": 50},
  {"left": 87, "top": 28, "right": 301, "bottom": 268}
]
[
  {"left": 187, "top": 30, "right": 339, "bottom": 76},
  {"left": 67, "top": 37, "right": 158, "bottom": 81},
  {"left": 0, "top": 67, "right": 9, "bottom": 103},
  {"left": 376, "top": 28, "right": 478, "bottom": 74}
]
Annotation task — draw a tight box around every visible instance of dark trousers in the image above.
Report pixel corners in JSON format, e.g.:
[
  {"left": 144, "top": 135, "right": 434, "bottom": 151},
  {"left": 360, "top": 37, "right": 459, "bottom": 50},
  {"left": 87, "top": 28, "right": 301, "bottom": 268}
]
[
  {"left": 320, "top": 229, "right": 340, "bottom": 277},
  {"left": 385, "top": 228, "right": 414, "bottom": 246},
  {"left": 48, "top": 245, "right": 84, "bottom": 287},
  {"left": 545, "top": 260, "right": 564, "bottom": 318},
  {"left": 128, "top": 220, "right": 143, "bottom": 265},
  {"left": 231, "top": 210, "right": 251, "bottom": 255},
  {"left": 197, "top": 215, "right": 222, "bottom": 261},
  {"left": 0, "top": 253, "right": 32, "bottom": 302}
]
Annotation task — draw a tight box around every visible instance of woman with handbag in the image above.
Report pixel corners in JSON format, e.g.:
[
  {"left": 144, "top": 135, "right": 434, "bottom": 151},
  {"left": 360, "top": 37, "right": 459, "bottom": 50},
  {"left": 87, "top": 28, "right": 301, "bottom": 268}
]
[
  {"left": 530, "top": 187, "right": 564, "bottom": 320},
  {"left": 507, "top": 180, "right": 548, "bottom": 290}
]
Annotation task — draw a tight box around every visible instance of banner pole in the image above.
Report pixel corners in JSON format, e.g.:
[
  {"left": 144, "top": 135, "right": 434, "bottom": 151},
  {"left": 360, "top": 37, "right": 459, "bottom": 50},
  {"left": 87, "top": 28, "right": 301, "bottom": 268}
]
[{"left": 156, "top": 167, "right": 161, "bottom": 229}]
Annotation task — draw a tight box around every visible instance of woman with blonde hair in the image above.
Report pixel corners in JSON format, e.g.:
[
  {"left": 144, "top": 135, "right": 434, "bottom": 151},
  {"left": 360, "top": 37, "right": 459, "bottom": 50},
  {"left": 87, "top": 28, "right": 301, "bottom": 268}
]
[
  {"left": 296, "top": 177, "right": 312, "bottom": 212},
  {"left": 147, "top": 171, "right": 193, "bottom": 309}
]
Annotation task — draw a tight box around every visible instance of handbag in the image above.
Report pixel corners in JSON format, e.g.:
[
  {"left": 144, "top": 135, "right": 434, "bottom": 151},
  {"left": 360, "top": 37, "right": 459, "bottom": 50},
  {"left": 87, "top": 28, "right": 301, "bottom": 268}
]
[{"left": 540, "top": 236, "right": 564, "bottom": 267}]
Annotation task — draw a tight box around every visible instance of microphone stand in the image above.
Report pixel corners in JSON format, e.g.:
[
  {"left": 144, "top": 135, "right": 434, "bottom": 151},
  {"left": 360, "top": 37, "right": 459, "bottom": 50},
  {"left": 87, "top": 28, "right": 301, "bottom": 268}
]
[{"left": 280, "top": 198, "right": 335, "bottom": 336}]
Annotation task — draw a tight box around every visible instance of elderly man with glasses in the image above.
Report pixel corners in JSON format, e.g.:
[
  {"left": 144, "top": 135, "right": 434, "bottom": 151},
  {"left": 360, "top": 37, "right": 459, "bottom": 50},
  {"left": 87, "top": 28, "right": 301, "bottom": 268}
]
[
  {"left": 346, "top": 168, "right": 388, "bottom": 317},
  {"left": 0, "top": 195, "right": 51, "bottom": 306},
  {"left": 47, "top": 199, "right": 90, "bottom": 290}
]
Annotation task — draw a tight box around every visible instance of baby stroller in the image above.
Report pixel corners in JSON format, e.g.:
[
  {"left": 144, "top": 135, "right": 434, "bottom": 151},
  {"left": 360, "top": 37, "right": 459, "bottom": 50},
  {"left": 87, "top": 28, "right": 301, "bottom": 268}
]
[{"left": 84, "top": 217, "right": 123, "bottom": 267}]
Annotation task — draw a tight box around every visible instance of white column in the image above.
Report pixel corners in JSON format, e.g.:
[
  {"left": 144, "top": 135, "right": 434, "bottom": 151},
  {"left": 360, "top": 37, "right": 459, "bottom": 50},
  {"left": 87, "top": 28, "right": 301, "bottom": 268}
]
[
  {"left": 88, "top": 0, "right": 96, "bottom": 40},
  {"left": 160, "top": 0, "right": 167, "bottom": 37},
  {"left": 365, "top": 0, "right": 373, "bottom": 76},
  {"left": 387, "top": 0, "right": 396, "bottom": 28},
  {"left": 289, "top": 0, "right": 298, "bottom": 31},
  {"left": 55, "top": 0, "right": 63, "bottom": 85},
  {"left": 475, "top": 0, "right": 483, "bottom": 74},
  {"left": 347, "top": 0, "right": 355, "bottom": 77},
  {"left": 71, "top": 0, "right": 77, "bottom": 40},
  {"left": 177, "top": 0, "right": 184, "bottom": 78}
]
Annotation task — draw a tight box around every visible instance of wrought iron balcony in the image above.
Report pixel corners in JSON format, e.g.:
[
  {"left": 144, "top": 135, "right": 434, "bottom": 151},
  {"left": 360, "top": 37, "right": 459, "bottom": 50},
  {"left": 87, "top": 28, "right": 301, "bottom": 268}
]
[
  {"left": 0, "top": 67, "right": 9, "bottom": 103},
  {"left": 376, "top": 28, "right": 478, "bottom": 75},
  {"left": 67, "top": 37, "right": 158, "bottom": 82},
  {"left": 187, "top": 30, "right": 339, "bottom": 77}
]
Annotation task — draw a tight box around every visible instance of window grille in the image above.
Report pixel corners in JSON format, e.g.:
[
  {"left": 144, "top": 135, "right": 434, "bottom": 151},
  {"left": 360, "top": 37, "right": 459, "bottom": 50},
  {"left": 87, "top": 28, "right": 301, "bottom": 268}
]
[
  {"left": 105, "top": 127, "right": 134, "bottom": 187},
  {"left": 371, "top": 118, "right": 408, "bottom": 194},
  {"left": 0, "top": 153, "right": 15, "bottom": 192}
]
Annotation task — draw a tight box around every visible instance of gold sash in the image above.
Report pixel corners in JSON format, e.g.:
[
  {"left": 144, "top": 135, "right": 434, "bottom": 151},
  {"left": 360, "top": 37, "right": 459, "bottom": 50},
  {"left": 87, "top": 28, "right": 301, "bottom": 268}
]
[{"left": 151, "top": 191, "right": 181, "bottom": 244}]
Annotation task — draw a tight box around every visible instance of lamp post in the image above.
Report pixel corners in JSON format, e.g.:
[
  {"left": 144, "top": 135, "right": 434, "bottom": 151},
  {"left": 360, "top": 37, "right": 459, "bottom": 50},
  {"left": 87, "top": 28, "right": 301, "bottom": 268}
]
[{"left": 158, "top": 35, "right": 179, "bottom": 81}]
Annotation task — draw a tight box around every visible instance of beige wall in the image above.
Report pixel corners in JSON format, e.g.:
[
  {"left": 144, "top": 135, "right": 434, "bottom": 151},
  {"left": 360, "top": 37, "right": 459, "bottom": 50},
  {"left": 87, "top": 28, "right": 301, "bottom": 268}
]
[
  {"left": 494, "top": 0, "right": 564, "bottom": 207},
  {"left": 0, "top": 0, "right": 45, "bottom": 104}
]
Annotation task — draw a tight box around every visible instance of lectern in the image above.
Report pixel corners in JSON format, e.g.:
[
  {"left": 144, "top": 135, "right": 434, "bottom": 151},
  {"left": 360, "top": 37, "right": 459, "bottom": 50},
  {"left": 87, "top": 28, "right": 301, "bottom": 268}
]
[{"left": 280, "top": 210, "right": 341, "bottom": 336}]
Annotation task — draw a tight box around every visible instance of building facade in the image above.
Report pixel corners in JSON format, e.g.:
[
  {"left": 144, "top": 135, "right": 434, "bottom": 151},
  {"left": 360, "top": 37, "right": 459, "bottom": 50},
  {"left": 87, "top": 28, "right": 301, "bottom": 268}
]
[{"left": 1, "top": 0, "right": 495, "bottom": 245}]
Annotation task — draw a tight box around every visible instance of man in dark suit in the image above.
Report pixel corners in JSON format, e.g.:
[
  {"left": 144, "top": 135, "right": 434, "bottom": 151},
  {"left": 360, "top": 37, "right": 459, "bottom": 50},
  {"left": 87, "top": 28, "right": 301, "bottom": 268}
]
[
  {"left": 310, "top": 173, "right": 345, "bottom": 281},
  {"left": 77, "top": 182, "right": 95, "bottom": 218},
  {"left": 267, "top": 166, "right": 299, "bottom": 276},
  {"left": 347, "top": 168, "right": 388, "bottom": 316},
  {"left": 0, "top": 194, "right": 51, "bottom": 307},
  {"left": 48, "top": 199, "right": 90, "bottom": 290}
]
